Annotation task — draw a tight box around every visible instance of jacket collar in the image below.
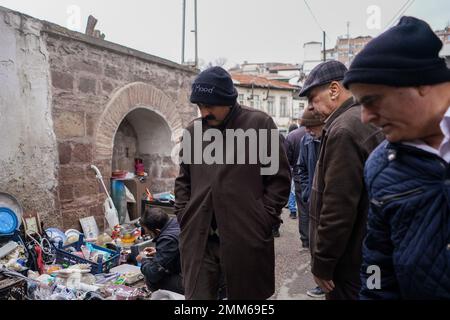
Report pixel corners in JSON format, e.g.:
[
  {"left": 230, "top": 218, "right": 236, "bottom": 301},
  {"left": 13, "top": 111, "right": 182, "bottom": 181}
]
[
  {"left": 387, "top": 142, "right": 447, "bottom": 165},
  {"left": 323, "top": 97, "right": 357, "bottom": 130},
  {"left": 154, "top": 218, "right": 178, "bottom": 241}
]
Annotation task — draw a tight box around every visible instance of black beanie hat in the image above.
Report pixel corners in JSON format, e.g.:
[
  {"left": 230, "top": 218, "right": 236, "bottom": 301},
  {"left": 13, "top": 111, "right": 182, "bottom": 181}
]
[
  {"left": 190, "top": 67, "right": 238, "bottom": 106},
  {"left": 343, "top": 16, "right": 450, "bottom": 88}
]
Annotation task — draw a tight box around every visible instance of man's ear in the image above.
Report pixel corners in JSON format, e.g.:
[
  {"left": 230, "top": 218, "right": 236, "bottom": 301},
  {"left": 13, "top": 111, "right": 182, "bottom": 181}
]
[
  {"left": 417, "top": 85, "right": 432, "bottom": 97},
  {"left": 329, "top": 81, "right": 341, "bottom": 100}
]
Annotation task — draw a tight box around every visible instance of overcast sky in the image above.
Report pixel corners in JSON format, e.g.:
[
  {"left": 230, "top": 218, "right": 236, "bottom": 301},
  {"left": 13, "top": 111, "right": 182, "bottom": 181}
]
[{"left": 0, "top": 0, "right": 448, "bottom": 68}]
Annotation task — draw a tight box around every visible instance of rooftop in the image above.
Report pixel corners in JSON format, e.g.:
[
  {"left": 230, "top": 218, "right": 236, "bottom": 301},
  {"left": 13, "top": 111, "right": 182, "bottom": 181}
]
[
  {"left": 231, "top": 73, "right": 298, "bottom": 90},
  {"left": 268, "top": 64, "right": 301, "bottom": 71}
]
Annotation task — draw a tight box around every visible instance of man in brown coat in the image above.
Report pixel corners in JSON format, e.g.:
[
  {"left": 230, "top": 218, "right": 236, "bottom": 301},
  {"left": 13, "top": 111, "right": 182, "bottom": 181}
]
[
  {"left": 299, "top": 61, "right": 383, "bottom": 300},
  {"left": 175, "top": 67, "right": 291, "bottom": 300}
]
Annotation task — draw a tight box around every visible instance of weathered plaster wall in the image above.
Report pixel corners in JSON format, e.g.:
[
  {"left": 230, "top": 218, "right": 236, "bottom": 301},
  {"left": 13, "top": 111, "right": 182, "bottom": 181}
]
[{"left": 0, "top": 8, "right": 60, "bottom": 226}]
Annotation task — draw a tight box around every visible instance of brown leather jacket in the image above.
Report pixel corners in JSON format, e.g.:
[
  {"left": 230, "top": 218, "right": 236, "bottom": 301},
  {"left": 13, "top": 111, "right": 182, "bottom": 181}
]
[{"left": 309, "top": 98, "right": 384, "bottom": 280}]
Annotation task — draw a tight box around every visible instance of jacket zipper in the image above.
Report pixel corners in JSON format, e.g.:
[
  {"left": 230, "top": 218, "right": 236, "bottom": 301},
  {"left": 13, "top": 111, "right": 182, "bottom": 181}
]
[{"left": 371, "top": 187, "right": 424, "bottom": 207}]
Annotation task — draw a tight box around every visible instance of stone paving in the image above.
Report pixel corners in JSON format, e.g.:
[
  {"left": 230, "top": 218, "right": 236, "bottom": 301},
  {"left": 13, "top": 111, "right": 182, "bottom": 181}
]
[{"left": 271, "top": 209, "right": 325, "bottom": 300}]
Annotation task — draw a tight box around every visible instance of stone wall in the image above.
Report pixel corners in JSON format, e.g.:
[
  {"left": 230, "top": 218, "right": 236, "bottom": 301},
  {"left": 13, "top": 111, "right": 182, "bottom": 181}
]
[
  {"left": 44, "top": 25, "right": 198, "bottom": 230},
  {"left": 0, "top": 6, "right": 198, "bottom": 230}
]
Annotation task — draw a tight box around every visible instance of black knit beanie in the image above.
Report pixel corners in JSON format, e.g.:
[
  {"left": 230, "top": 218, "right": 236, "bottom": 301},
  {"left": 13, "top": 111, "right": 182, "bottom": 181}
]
[
  {"left": 343, "top": 16, "right": 450, "bottom": 88},
  {"left": 190, "top": 67, "right": 238, "bottom": 106}
]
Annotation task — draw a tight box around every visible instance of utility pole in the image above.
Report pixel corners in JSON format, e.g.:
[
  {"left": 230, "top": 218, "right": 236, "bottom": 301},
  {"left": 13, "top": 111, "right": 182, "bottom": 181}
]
[
  {"left": 347, "top": 21, "right": 351, "bottom": 66},
  {"left": 181, "top": 0, "right": 186, "bottom": 64},
  {"left": 323, "top": 31, "right": 326, "bottom": 62},
  {"left": 194, "top": 0, "right": 198, "bottom": 68}
]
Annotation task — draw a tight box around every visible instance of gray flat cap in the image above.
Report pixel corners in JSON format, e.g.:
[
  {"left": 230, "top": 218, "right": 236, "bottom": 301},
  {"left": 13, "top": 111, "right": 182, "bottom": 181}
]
[{"left": 299, "top": 60, "right": 348, "bottom": 97}]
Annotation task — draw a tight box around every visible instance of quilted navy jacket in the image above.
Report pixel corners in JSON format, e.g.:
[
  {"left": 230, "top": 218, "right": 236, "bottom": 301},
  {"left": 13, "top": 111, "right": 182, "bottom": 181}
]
[
  {"left": 361, "top": 140, "right": 450, "bottom": 299},
  {"left": 298, "top": 133, "right": 321, "bottom": 203}
]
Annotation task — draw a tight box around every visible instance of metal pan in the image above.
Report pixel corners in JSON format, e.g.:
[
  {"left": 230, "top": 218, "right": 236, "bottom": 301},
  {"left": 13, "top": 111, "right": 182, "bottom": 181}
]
[{"left": 0, "top": 192, "right": 23, "bottom": 229}]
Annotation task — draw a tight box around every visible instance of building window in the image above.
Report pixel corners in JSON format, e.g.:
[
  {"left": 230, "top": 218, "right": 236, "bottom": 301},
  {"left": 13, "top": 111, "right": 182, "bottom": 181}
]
[
  {"left": 238, "top": 94, "right": 244, "bottom": 105},
  {"left": 280, "top": 97, "right": 288, "bottom": 117},
  {"left": 253, "top": 95, "right": 260, "bottom": 109},
  {"left": 267, "top": 96, "right": 275, "bottom": 116},
  {"left": 292, "top": 104, "right": 302, "bottom": 120}
]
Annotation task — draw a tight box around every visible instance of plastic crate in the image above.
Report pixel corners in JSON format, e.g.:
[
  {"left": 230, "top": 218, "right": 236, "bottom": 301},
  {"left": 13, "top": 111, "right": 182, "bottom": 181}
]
[{"left": 54, "top": 234, "right": 120, "bottom": 274}]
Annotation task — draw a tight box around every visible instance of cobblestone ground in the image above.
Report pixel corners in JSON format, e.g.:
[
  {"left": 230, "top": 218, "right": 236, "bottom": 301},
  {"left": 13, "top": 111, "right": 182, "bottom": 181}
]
[{"left": 271, "top": 209, "right": 325, "bottom": 300}]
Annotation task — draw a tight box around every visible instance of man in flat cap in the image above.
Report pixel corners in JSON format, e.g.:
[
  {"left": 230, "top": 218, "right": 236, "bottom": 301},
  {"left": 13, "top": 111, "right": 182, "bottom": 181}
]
[
  {"left": 344, "top": 16, "right": 450, "bottom": 299},
  {"left": 300, "top": 61, "right": 383, "bottom": 300}
]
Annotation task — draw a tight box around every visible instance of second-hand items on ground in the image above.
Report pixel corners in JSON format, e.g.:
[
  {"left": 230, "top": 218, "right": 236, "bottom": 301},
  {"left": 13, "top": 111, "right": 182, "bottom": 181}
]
[
  {"left": 0, "top": 160, "right": 177, "bottom": 300},
  {"left": 0, "top": 158, "right": 177, "bottom": 300}
]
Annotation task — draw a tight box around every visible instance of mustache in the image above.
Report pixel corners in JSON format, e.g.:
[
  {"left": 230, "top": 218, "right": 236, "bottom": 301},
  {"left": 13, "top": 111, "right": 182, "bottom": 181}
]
[{"left": 203, "top": 114, "right": 217, "bottom": 121}]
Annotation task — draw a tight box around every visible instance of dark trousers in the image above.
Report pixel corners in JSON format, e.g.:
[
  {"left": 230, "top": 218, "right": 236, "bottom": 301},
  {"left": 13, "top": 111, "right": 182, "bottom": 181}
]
[
  {"left": 189, "top": 239, "right": 227, "bottom": 300},
  {"left": 294, "top": 178, "right": 309, "bottom": 247},
  {"left": 148, "top": 273, "right": 184, "bottom": 295},
  {"left": 326, "top": 271, "right": 361, "bottom": 300}
]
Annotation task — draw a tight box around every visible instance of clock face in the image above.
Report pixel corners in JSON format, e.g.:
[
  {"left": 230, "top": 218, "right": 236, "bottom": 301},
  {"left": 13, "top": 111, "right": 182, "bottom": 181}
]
[{"left": 0, "top": 207, "right": 18, "bottom": 234}]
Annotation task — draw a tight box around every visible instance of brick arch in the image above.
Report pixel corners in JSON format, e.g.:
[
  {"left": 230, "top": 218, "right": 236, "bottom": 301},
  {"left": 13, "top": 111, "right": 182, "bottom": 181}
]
[{"left": 94, "top": 82, "right": 184, "bottom": 162}]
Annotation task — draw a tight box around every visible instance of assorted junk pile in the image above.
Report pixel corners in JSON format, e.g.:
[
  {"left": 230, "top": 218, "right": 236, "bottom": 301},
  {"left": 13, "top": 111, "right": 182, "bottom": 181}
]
[{"left": 0, "top": 166, "right": 178, "bottom": 300}]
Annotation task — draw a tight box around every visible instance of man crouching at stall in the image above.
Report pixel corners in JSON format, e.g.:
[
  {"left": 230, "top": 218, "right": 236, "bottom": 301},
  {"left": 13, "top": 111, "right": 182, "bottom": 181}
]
[{"left": 136, "top": 208, "right": 184, "bottom": 295}]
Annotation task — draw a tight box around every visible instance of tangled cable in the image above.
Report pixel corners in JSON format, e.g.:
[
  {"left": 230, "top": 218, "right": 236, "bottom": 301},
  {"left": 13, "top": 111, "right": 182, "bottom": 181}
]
[{"left": 21, "top": 219, "right": 56, "bottom": 264}]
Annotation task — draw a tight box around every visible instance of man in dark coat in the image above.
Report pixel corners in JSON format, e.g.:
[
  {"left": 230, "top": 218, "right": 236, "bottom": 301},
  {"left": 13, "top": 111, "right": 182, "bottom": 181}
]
[
  {"left": 175, "top": 67, "right": 291, "bottom": 300},
  {"left": 344, "top": 16, "right": 450, "bottom": 299},
  {"left": 284, "top": 124, "right": 307, "bottom": 220},
  {"left": 299, "top": 60, "right": 384, "bottom": 300},
  {"left": 137, "top": 208, "right": 183, "bottom": 294}
]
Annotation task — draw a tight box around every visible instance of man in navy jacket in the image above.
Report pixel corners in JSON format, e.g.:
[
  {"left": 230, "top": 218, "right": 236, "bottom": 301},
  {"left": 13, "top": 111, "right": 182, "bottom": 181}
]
[
  {"left": 137, "top": 208, "right": 184, "bottom": 294},
  {"left": 344, "top": 16, "right": 450, "bottom": 299},
  {"left": 298, "top": 109, "right": 324, "bottom": 250},
  {"left": 298, "top": 109, "right": 325, "bottom": 298}
]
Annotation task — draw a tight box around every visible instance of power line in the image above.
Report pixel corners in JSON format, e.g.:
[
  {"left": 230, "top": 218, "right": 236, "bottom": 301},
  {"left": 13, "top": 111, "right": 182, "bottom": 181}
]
[
  {"left": 303, "top": 0, "right": 324, "bottom": 32},
  {"left": 384, "top": 0, "right": 415, "bottom": 30},
  {"left": 385, "top": 0, "right": 411, "bottom": 29},
  {"left": 303, "top": 0, "right": 332, "bottom": 43},
  {"left": 394, "top": 0, "right": 415, "bottom": 24}
]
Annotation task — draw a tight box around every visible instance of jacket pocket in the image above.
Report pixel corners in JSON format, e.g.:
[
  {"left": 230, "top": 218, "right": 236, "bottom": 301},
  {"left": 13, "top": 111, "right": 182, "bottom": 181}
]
[
  {"left": 176, "top": 201, "right": 192, "bottom": 229},
  {"left": 308, "top": 187, "right": 323, "bottom": 224},
  {"left": 370, "top": 187, "right": 423, "bottom": 208},
  {"left": 254, "top": 197, "right": 278, "bottom": 229}
]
